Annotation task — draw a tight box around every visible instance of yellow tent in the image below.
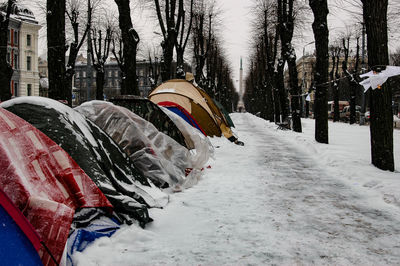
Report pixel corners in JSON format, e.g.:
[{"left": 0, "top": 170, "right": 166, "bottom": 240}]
[{"left": 149, "top": 79, "right": 232, "bottom": 139}]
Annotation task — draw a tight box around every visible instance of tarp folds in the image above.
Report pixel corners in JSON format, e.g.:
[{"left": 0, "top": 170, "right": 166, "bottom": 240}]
[
  {"left": 2, "top": 97, "right": 166, "bottom": 228},
  {"left": 0, "top": 107, "right": 112, "bottom": 266},
  {"left": 76, "top": 101, "right": 199, "bottom": 190},
  {"left": 160, "top": 106, "right": 214, "bottom": 170},
  {"left": 109, "top": 95, "right": 190, "bottom": 149}
]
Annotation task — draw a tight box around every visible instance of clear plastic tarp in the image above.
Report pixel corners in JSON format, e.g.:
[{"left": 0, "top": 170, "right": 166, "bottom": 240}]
[{"left": 76, "top": 101, "right": 210, "bottom": 190}]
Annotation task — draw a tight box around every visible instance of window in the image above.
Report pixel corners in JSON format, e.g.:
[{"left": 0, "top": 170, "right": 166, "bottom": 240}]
[
  {"left": 7, "top": 52, "right": 10, "bottom": 63},
  {"left": 82, "top": 71, "right": 86, "bottom": 78},
  {"left": 14, "top": 31, "right": 18, "bottom": 45},
  {"left": 93, "top": 71, "right": 96, "bottom": 78},
  {"left": 76, "top": 72, "right": 80, "bottom": 78},
  {"left": 27, "top": 56, "right": 31, "bottom": 71},
  {"left": 14, "top": 82, "right": 18, "bottom": 97},
  {"left": 109, "top": 70, "right": 112, "bottom": 77},
  {"left": 27, "top": 34, "right": 31, "bottom": 46},
  {"left": 114, "top": 70, "right": 118, "bottom": 77},
  {"left": 14, "top": 53, "right": 18, "bottom": 69},
  {"left": 27, "top": 84, "right": 32, "bottom": 96}
]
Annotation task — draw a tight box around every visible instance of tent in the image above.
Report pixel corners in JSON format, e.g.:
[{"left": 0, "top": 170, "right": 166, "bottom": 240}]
[
  {"left": 158, "top": 101, "right": 206, "bottom": 136},
  {"left": 2, "top": 97, "right": 167, "bottom": 228},
  {"left": 76, "top": 101, "right": 202, "bottom": 190},
  {"left": 213, "top": 99, "right": 235, "bottom": 128},
  {"left": 109, "top": 95, "right": 192, "bottom": 149},
  {"left": 0, "top": 107, "right": 112, "bottom": 265},
  {"left": 0, "top": 188, "right": 42, "bottom": 266},
  {"left": 148, "top": 79, "right": 236, "bottom": 141}
]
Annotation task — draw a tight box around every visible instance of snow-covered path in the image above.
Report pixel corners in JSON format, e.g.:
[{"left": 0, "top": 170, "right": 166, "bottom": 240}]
[{"left": 76, "top": 113, "right": 400, "bottom": 265}]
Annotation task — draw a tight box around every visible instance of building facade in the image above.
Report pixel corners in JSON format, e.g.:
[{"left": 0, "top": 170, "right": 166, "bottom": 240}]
[{"left": 3, "top": 4, "right": 41, "bottom": 97}]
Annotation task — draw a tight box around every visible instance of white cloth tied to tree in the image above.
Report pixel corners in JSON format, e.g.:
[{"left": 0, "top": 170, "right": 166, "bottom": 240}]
[{"left": 359, "top": 66, "right": 400, "bottom": 92}]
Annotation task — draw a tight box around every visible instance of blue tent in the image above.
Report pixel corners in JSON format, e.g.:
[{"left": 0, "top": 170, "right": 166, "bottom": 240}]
[{"left": 0, "top": 189, "right": 42, "bottom": 266}]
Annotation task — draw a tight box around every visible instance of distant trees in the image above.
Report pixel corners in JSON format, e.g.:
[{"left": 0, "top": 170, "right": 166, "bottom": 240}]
[
  {"left": 65, "top": 0, "right": 93, "bottom": 103},
  {"left": 244, "top": 0, "right": 304, "bottom": 132},
  {"left": 0, "top": 0, "right": 14, "bottom": 101},
  {"left": 90, "top": 25, "right": 112, "bottom": 100}
]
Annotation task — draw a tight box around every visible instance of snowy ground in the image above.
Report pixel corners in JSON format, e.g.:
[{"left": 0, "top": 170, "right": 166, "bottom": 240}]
[{"left": 74, "top": 113, "right": 400, "bottom": 265}]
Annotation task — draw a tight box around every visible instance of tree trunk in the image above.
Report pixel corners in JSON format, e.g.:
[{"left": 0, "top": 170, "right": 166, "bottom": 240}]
[
  {"left": 96, "top": 71, "right": 104, "bottom": 100},
  {"left": 47, "top": 0, "right": 68, "bottom": 104},
  {"left": 310, "top": 0, "right": 329, "bottom": 144},
  {"left": 115, "top": 0, "right": 140, "bottom": 95},
  {"left": 362, "top": 0, "right": 394, "bottom": 171},
  {"left": 288, "top": 56, "right": 302, "bottom": 132},
  {"left": 277, "top": 59, "right": 288, "bottom": 123},
  {"left": 0, "top": 0, "right": 14, "bottom": 101}
]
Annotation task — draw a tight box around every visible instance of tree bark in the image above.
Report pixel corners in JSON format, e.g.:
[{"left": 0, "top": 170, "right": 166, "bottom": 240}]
[
  {"left": 310, "top": 0, "right": 329, "bottom": 144},
  {"left": 47, "top": 0, "right": 68, "bottom": 104},
  {"left": 362, "top": 0, "right": 394, "bottom": 171},
  {"left": 115, "top": 0, "right": 140, "bottom": 95}
]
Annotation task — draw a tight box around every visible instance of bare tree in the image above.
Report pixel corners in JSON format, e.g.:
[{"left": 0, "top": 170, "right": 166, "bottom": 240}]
[
  {"left": 175, "top": 0, "right": 193, "bottom": 75},
  {"left": 0, "top": 0, "right": 15, "bottom": 101},
  {"left": 329, "top": 45, "right": 341, "bottom": 122},
  {"left": 277, "top": 0, "right": 302, "bottom": 132},
  {"left": 90, "top": 25, "right": 112, "bottom": 100},
  {"left": 114, "top": 0, "right": 140, "bottom": 95},
  {"left": 154, "top": 0, "right": 193, "bottom": 81},
  {"left": 310, "top": 0, "right": 330, "bottom": 144},
  {"left": 65, "top": 0, "right": 94, "bottom": 99},
  {"left": 361, "top": 0, "right": 394, "bottom": 171}
]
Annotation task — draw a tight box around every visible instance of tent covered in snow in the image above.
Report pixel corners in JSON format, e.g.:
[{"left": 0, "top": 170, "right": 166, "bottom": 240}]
[
  {"left": 0, "top": 107, "right": 112, "bottom": 265},
  {"left": 109, "top": 95, "right": 192, "bottom": 149},
  {"left": 76, "top": 101, "right": 204, "bottom": 190},
  {"left": 148, "top": 79, "right": 241, "bottom": 145},
  {"left": 2, "top": 97, "right": 166, "bottom": 228}
]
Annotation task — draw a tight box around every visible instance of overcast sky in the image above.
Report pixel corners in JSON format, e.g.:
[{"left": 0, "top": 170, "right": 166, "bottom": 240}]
[{"left": 26, "top": 0, "right": 400, "bottom": 91}]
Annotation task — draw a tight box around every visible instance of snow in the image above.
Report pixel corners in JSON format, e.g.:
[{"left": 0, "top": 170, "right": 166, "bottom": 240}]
[{"left": 73, "top": 113, "right": 400, "bottom": 265}]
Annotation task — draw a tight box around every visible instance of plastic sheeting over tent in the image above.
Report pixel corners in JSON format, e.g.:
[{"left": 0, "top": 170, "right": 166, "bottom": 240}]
[
  {"left": 0, "top": 107, "right": 112, "bottom": 265},
  {"left": 159, "top": 106, "right": 214, "bottom": 171},
  {"left": 2, "top": 97, "right": 167, "bottom": 228},
  {"left": 76, "top": 101, "right": 201, "bottom": 190},
  {"left": 109, "top": 95, "right": 191, "bottom": 149}
]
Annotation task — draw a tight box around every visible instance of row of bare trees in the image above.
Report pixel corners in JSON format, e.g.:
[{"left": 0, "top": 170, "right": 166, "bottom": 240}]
[
  {"left": 245, "top": 0, "right": 395, "bottom": 172},
  {"left": 244, "top": 0, "right": 304, "bottom": 132}
]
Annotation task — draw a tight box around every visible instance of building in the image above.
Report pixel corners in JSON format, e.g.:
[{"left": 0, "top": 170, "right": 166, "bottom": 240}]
[
  {"left": 73, "top": 55, "right": 191, "bottom": 104},
  {"left": 284, "top": 54, "right": 366, "bottom": 114},
  {"left": 2, "top": 3, "right": 41, "bottom": 97}
]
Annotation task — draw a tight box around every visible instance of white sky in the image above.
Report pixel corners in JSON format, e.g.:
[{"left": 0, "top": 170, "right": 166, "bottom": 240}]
[{"left": 26, "top": 0, "right": 400, "bottom": 91}]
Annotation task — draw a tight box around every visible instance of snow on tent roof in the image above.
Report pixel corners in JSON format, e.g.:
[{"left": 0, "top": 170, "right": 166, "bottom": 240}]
[
  {"left": 109, "top": 95, "right": 190, "bottom": 149},
  {"left": 0, "top": 107, "right": 112, "bottom": 265},
  {"left": 76, "top": 101, "right": 200, "bottom": 190},
  {"left": 1, "top": 97, "right": 167, "bottom": 228}
]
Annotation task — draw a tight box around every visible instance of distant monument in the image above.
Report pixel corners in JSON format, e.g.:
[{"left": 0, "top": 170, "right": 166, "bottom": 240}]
[{"left": 237, "top": 57, "right": 245, "bottom": 112}]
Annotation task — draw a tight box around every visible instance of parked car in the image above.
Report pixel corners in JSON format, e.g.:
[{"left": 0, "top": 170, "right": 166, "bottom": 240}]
[
  {"left": 327, "top": 101, "right": 349, "bottom": 119},
  {"left": 340, "top": 105, "right": 361, "bottom": 122}
]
